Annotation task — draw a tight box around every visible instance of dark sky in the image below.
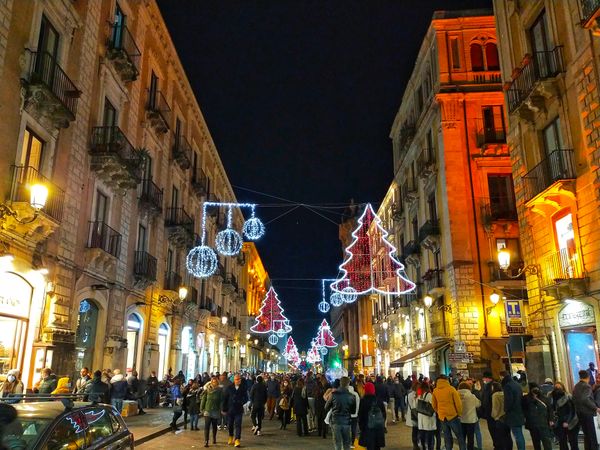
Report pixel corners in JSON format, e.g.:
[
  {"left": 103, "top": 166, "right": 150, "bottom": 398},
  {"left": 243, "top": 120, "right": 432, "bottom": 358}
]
[{"left": 157, "top": 0, "right": 492, "bottom": 349}]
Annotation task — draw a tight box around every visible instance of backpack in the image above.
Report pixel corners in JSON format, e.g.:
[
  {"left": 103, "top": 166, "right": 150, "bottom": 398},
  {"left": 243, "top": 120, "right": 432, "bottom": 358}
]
[{"left": 367, "top": 402, "right": 384, "bottom": 429}]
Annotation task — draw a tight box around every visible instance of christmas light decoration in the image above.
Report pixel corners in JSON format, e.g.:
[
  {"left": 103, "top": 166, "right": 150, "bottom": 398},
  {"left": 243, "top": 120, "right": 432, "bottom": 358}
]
[
  {"left": 318, "top": 301, "right": 330, "bottom": 313},
  {"left": 250, "top": 287, "right": 292, "bottom": 344},
  {"left": 306, "top": 343, "right": 322, "bottom": 364},
  {"left": 242, "top": 205, "right": 265, "bottom": 241},
  {"left": 215, "top": 206, "right": 243, "bottom": 256},
  {"left": 186, "top": 245, "right": 218, "bottom": 278},
  {"left": 320, "top": 347, "right": 328, "bottom": 355},
  {"left": 316, "top": 278, "right": 337, "bottom": 314},
  {"left": 330, "top": 203, "right": 416, "bottom": 298},
  {"left": 330, "top": 292, "right": 344, "bottom": 307},
  {"left": 268, "top": 334, "right": 278, "bottom": 345},
  {"left": 284, "top": 336, "right": 300, "bottom": 365},
  {"left": 341, "top": 286, "right": 358, "bottom": 303},
  {"left": 314, "top": 319, "right": 338, "bottom": 348}
]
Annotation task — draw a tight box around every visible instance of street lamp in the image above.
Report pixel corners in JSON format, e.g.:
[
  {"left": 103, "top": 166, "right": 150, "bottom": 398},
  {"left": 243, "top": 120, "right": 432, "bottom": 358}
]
[
  {"left": 381, "top": 321, "right": 389, "bottom": 330},
  {"left": 342, "top": 344, "right": 348, "bottom": 352},
  {"left": 0, "top": 183, "right": 48, "bottom": 224},
  {"left": 486, "top": 291, "right": 502, "bottom": 315},
  {"left": 178, "top": 286, "right": 188, "bottom": 301},
  {"left": 497, "top": 249, "right": 539, "bottom": 277},
  {"left": 246, "top": 334, "right": 251, "bottom": 340},
  {"left": 254, "top": 339, "right": 258, "bottom": 345},
  {"left": 221, "top": 316, "right": 228, "bottom": 325},
  {"left": 158, "top": 285, "right": 188, "bottom": 304},
  {"left": 423, "top": 295, "right": 433, "bottom": 308}
]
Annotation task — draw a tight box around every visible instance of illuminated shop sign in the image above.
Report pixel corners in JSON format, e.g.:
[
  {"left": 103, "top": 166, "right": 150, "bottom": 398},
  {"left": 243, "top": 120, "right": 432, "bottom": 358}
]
[{"left": 0, "top": 272, "right": 32, "bottom": 319}]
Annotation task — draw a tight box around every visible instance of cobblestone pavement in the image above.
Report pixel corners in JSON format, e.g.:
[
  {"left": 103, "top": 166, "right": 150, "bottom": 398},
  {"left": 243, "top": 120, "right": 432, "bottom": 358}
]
[{"left": 136, "top": 414, "right": 526, "bottom": 450}]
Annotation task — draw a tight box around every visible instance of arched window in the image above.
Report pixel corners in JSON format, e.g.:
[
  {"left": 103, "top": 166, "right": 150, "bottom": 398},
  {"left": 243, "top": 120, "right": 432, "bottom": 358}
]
[
  {"left": 126, "top": 313, "right": 142, "bottom": 371},
  {"left": 470, "top": 43, "right": 484, "bottom": 71},
  {"left": 485, "top": 43, "right": 500, "bottom": 70},
  {"left": 158, "top": 323, "right": 170, "bottom": 379}
]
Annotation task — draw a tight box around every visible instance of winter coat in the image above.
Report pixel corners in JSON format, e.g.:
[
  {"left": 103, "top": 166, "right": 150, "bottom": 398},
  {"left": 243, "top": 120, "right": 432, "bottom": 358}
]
[
  {"left": 432, "top": 378, "right": 462, "bottom": 421},
  {"left": 110, "top": 374, "right": 129, "bottom": 400},
  {"left": 348, "top": 385, "right": 360, "bottom": 419},
  {"left": 523, "top": 394, "right": 552, "bottom": 436},
  {"left": 573, "top": 380, "right": 597, "bottom": 416},
  {"left": 458, "top": 388, "right": 481, "bottom": 424},
  {"left": 552, "top": 391, "right": 577, "bottom": 429},
  {"left": 222, "top": 384, "right": 248, "bottom": 415},
  {"left": 491, "top": 392, "right": 505, "bottom": 421},
  {"left": 385, "top": 382, "right": 396, "bottom": 400},
  {"left": 0, "top": 370, "right": 24, "bottom": 399},
  {"left": 73, "top": 375, "right": 91, "bottom": 394},
  {"left": 325, "top": 387, "right": 356, "bottom": 426},
  {"left": 406, "top": 391, "right": 418, "bottom": 427},
  {"left": 127, "top": 376, "right": 144, "bottom": 399},
  {"left": 305, "top": 377, "right": 317, "bottom": 397},
  {"left": 266, "top": 379, "right": 280, "bottom": 397},
  {"left": 249, "top": 381, "right": 268, "bottom": 408},
  {"left": 315, "top": 385, "right": 327, "bottom": 417},
  {"left": 37, "top": 374, "right": 58, "bottom": 394},
  {"left": 479, "top": 381, "right": 493, "bottom": 419},
  {"left": 501, "top": 374, "right": 525, "bottom": 427},
  {"left": 51, "top": 377, "right": 71, "bottom": 395},
  {"left": 186, "top": 388, "right": 201, "bottom": 415},
  {"left": 358, "top": 395, "right": 386, "bottom": 449},
  {"left": 200, "top": 384, "right": 223, "bottom": 418},
  {"left": 375, "top": 382, "right": 390, "bottom": 403},
  {"left": 146, "top": 375, "right": 159, "bottom": 391},
  {"left": 84, "top": 377, "right": 109, "bottom": 404},
  {"left": 278, "top": 385, "right": 293, "bottom": 412},
  {"left": 393, "top": 382, "right": 406, "bottom": 400},
  {"left": 417, "top": 392, "right": 437, "bottom": 431},
  {"left": 292, "top": 386, "right": 309, "bottom": 415}
]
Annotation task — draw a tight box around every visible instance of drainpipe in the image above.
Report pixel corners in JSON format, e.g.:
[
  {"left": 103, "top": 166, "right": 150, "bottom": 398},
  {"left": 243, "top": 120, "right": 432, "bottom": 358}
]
[{"left": 462, "top": 96, "right": 488, "bottom": 337}]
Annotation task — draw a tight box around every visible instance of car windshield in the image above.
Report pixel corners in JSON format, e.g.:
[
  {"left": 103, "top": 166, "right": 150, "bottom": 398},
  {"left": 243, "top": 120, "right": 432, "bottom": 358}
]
[{"left": 3, "top": 416, "right": 53, "bottom": 449}]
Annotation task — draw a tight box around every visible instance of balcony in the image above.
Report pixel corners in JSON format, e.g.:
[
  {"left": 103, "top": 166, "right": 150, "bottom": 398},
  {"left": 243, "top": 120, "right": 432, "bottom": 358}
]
[
  {"left": 21, "top": 50, "right": 80, "bottom": 129},
  {"left": 403, "top": 240, "right": 420, "bottom": 266},
  {"left": 86, "top": 221, "right": 121, "bottom": 258},
  {"left": 417, "top": 149, "right": 436, "bottom": 180},
  {"left": 189, "top": 286, "right": 199, "bottom": 305},
  {"left": 191, "top": 168, "right": 209, "bottom": 198},
  {"left": 402, "top": 182, "right": 419, "bottom": 204},
  {"left": 89, "top": 126, "right": 145, "bottom": 191},
  {"left": 523, "top": 150, "right": 576, "bottom": 214},
  {"left": 5, "top": 166, "right": 65, "bottom": 239},
  {"left": 106, "top": 23, "right": 141, "bottom": 82},
  {"left": 222, "top": 272, "right": 238, "bottom": 295},
  {"left": 475, "top": 119, "right": 507, "bottom": 155},
  {"left": 398, "top": 123, "right": 416, "bottom": 150},
  {"left": 172, "top": 135, "right": 192, "bottom": 170},
  {"left": 146, "top": 90, "right": 171, "bottom": 134},
  {"left": 423, "top": 269, "right": 444, "bottom": 295},
  {"left": 198, "top": 297, "right": 212, "bottom": 320},
  {"left": 480, "top": 198, "right": 518, "bottom": 226},
  {"left": 237, "top": 288, "right": 247, "bottom": 305},
  {"left": 506, "top": 47, "right": 564, "bottom": 118},
  {"left": 164, "top": 271, "right": 182, "bottom": 292},
  {"left": 418, "top": 219, "right": 440, "bottom": 250},
  {"left": 215, "top": 262, "right": 226, "bottom": 281},
  {"left": 581, "top": 0, "right": 600, "bottom": 32},
  {"left": 133, "top": 251, "right": 157, "bottom": 287},
  {"left": 542, "top": 249, "right": 587, "bottom": 299},
  {"left": 165, "top": 207, "right": 194, "bottom": 247},
  {"left": 138, "top": 179, "right": 163, "bottom": 215}
]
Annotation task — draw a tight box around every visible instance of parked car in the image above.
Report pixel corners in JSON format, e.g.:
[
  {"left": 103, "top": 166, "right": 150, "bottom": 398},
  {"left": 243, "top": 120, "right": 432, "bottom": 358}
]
[{"left": 3, "top": 401, "right": 134, "bottom": 449}]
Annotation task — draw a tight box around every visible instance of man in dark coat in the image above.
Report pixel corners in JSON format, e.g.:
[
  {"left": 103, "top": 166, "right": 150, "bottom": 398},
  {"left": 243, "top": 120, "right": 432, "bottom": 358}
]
[
  {"left": 479, "top": 371, "right": 496, "bottom": 450},
  {"left": 501, "top": 371, "right": 526, "bottom": 450},
  {"left": 292, "top": 379, "right": 309, "bottom": 436},
  {"left": 266, "top": 374, "right": 280, "bottom": 419},
  {"left": 146, "top": 371, "right": 159, "bottom": 408},
  {"left": 222, "top": 374, "right": 248, "bottom": 447},
  {"left": 127, "top": 370, "right": 146, "bottom": 415},
  {"left": 374, "top": 376, "right": 390, "bottom": 430},
  {"left": 84, "top": 370, "right": 109, "bottom": 404},
  {"left": 573, "top": 369, "right": 600, "bottom": 450},
  {"left": 249, "top": 375, "right": 268, "bottom": 435},
  {"left": 325, "top": 376, "right": 356, "bottom": 450}
]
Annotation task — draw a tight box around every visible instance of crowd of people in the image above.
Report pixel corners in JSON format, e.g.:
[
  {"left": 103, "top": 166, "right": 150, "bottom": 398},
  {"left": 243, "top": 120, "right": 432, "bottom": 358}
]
[{"left": 3, "top": 363, "right": 600, "bottom": 450}]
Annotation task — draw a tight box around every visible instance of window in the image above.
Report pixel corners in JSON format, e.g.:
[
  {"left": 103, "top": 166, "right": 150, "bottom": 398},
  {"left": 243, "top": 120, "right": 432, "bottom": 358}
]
[
  {"left": 485, "top": 43, "right": 499, "bottom": 70},
  {"left": 543, "top": 117, "right": 564, "bottom": 155},
  {"left": 158, "top": 323, "right": 169, "bottom": 378},
  {"left": 488, "top": 174, "right": 516, "bottom": 220},
  {"left": 427, "top": 194, "right": 437, "bottom": 221},
  {"left": 112, "top": 3, "right": 126, "bottom": 49},
  {"left": 20, "top": 128, "right": 45, "bottom": 171},
  {"left": 554, "top": 212, "right": 577, "bottom": 275},
  {"left": 45, "top": 412, "right": 87, "bottom": 450},
  {"left": 126, "top": 313, "right": 142, "bottom": 371},
  {"left": 470, "top": 44, "right": 484, "bottom": 71},
  {"left": 84, "top": 408, "right": 113, "bottom": 444},
  {"left": 149, "top": 71, "right": 158, "bottom": 109},
  {"left": 530, "top": 10, "right": 555, "bottom": 77},
  {"left": 482, "top": 106, "right": 505, "bottom": 138},
  {"left": 95, "top": 190, "right": 108, "bottom": 223},
  {"left": 171, "top": 185, "right": 179, "bottom": 208},
  {"left": 471, "top": 42, "right": 499, "bottom": 72},
  {"left": 38, "top": 15, "right": 59, "bottom": 59},
  {"left": 143, "top": 154, "right": 152, "bottom": 181},
  {"left": 412, "top": 217, "right": 419, "bottom": 241},
  {"left": 450, "top": 38, "right": 461, "bottom": 69},
  {"left": 167, "top": 248, "right": 174, "bottom": 274},
  {"left": 175, "top": 117, "right": 182, "bottom": 141},
  {"left": 103, "top": 98, "right": 117, "bottom": 127},
  {"left": 137, "top": 224, "right": 147, "bottom": 252}
]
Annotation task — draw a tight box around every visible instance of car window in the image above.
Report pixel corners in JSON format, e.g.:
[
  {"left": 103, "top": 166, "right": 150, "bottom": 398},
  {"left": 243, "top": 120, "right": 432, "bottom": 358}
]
[
  {"left": 108, "top": 411, "right": 121, "bottom": 433},
  {"left": 83, "top": 408, "right": 113, "bottom": 445},
  {"left": 3, "top": 416, "right": 52, "bottom": 449},
  {"left": 45, "top": 412, "right": 88, "bottom": 450}
]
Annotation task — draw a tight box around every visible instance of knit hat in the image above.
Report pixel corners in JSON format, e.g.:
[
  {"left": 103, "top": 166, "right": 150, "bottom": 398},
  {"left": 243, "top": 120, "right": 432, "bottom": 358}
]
[
  {"left": 544, "top": 378, "right": 553, "bottom": 384},
  {"left": 364, "top": 382, "right": 375, "bottom": 396}
]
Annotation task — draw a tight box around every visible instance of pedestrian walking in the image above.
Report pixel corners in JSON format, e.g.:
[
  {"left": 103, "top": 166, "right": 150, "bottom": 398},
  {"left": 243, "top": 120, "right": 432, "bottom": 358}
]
[
  {"left": 491, "top": 381, "right": 512, "bottom": 450},
  {"left": 393, "top": 376, "right": 406, "bottom": 422},
  {"left": 187, "top": 381, "right": 201, "bottom": 431},
  {"left": 278, "top": 379, "right": 293, "bottom": 430},
  {"left": 432, "top": 374, "right": 465, "bottom": 450},
  {"left": 170, "top": 379, "right": 184, "bottom": 431},
  {"left": 572, "top": 369, "right": 600, "bottom": 450},
  {"left": 146, "top": 371, "right": 159, "bottom": 408},
  {"left": 406, "top": 382, "right": 419, "bottom": 450},
  {"left": 479, "top": 371, "right": 496, "bottom": 450},
  {"left": 374, "top": 376, "right": 389, "bottom": 431},
  {"left": 348, "top": 383, "right": 360, "bottom": 445},
  {"left": 550, "top": 381, "right": 579, "bottom": 450},
  {"left": 306, "top": 371, "right": 318, "bottom": 432},
  {"left": 522, "top": 384, "right": 553, "bottom": 450},
  {"left": 249, "top": 375, "right": 267, "bottom": 435},
  {"left": 501, "top": 371, "right": 526, "bottom": 450},
  {"left": 458, "top": 382, "right": 481, "bottom": 450},
  {"left": 315, "top": 376, "right": 329, "bottom": 439},
  {"left": 415, "top": 382, "right": 436, "bottom": 450},
  {"left": 292, "top": 378, "right": 310, "bottom": 436},
  {"left": 110, "top": 369, "right": 128, "bottom": 415},
  {"left": 325, "top": 376, "right": 356, "bottom": 450},
  {"left": 587, "top": 363, "right": 597, "bottom": 387},
  {"left": 266, "top": 374, "right": 280, "bottom": 420},
  {"left": 200, "top": 375, "right": 223, "bottom": 447},
  {"left": 221, "top": 373, "right": 248, "bottom": 448},
  {"left": 358, "top": 382, "right": 385, "bottom": 450}
]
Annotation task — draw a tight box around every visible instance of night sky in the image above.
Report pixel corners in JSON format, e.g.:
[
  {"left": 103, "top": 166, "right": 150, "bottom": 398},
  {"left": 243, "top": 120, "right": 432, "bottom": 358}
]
[{"left": 157, "top": 0, "right": 492, "bottom": 349}]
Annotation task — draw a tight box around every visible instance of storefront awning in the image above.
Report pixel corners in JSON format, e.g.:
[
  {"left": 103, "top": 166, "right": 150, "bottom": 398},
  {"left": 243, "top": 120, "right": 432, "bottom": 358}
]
[
  {"left": 389, "top": 341, "right": 450, "bottom": 368},
  {"left": 481, "top": 338, "right": 508, "bottom": 359}
]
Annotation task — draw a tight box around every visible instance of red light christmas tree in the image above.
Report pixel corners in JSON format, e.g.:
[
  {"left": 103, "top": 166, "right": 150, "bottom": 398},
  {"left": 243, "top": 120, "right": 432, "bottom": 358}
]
[
  {"left": 250, "top": 287, "right": 292, "bottom": 343},
  {"left": 306, "top": 342, "right": 322, "bottom": 364},
  {"left": 331, "top": 203, "right": 416, "bottom": 299},
  {"left": 284, "top": 336, "right": 300, "bottom": 366},
  {"left": 315, "top": 319, "right": 337, "bottom": 348}
]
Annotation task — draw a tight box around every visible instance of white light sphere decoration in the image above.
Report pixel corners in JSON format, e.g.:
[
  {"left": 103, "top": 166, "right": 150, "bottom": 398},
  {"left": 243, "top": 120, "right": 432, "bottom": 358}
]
[
  {"left": 342, "top": 286, "right": 358, "bottom": 303},
  {"left": 276, "top": 328, "right": 286, "bottom": 338},
  {"left": 243, "top": 217, "right": 266, "bottom": 241},
  {"left": 186, "top": 245, "right": 218, "bottom": 278},
  {"left": 318, "top": 300, "right": 331, "bottom": 313},
  {"left": 268, "top": 334, "right": 278, "bottom": 345},
  {"left": 320, "top": 347, "right": 328, "bottom": 355},
  {"left": 330, "top": 292, "right": 344, "bottom": 307},
  {"left": 215, "top": 228, "right": 243, "bottom": 256}
]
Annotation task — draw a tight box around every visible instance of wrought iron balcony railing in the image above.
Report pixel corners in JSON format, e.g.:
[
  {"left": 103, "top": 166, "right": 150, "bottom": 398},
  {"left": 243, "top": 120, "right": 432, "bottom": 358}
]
[
  {"left": 417, "top": 148, "right": 436, "bottom": 175},
  {"left": 475, "top": 118, "right": 506, "bottom": 147},
  {"left": 146, "top": 90, "right": 171, "bottom": 133},
  {"left": 138, "top": 178, "right": 163, "bottom": 213},
  {"left": 542, "top": 248, "right": 584, "bottom": 286},
  {"left": 86, "top": 221, "right": 122, "bottom": 258},
  {"left": 404, "top": 240, "right": 421, "bottom": 256},
  {"left": 10, "top": 165, "right": 65, "bottom": 222},
  {"left": 173, "top": 134, "right": 192, "bottom": 170},
  {"left": 480, "top": 197, "right": 518, "bottom": 222},
  {"left": 522, "top": 149, "right": 576, "bottom": 202},
  {"left": 165, "top": 207, "right": 194, "bottom": 233},
  {"left": 107, "top": 23, "right": 141, "bottom": 81},
  {"left": 423, "top": 268, "right": 444, "bottom": 292},
  {"left": 191, "top": 168, "right": 209, "bottom": 197},
  {"left": 418, "top": 219, "right": 440, "bottom": 243},
  {"left": 488, "top": 261, "right": 525, "bottom": 282},
  {"left": 90, "top": 126, "right": 145, "bottom": 182},
  {"left": 133, "top": 251, "right": 157, "bottom": 282},
  {"left": 164, "top": 271, "right": 182, "bottom": 291}
]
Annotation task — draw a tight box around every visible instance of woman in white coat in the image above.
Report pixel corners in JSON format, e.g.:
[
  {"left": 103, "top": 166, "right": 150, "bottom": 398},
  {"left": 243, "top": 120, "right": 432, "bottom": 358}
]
[
  {"left": 406, "top": 382, "right": 419, "bottom": 450},
  {"left": 458, "top": 382, "right": 481, "bottom": 450},
  {"left": 417, "top": 382, "right": 437, "bottom": 450}
]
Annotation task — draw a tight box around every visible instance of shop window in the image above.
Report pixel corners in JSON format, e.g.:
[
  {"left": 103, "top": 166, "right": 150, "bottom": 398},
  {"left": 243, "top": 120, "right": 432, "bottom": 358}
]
[
  {"left": 75, "top": 300, "right": 99, "bottom": 372},
  {"left": 158, "top": 323, "right": 169, "bottom": 378},
  {"left": 126, "top": 313, "right": 142, "bottom": 372}
]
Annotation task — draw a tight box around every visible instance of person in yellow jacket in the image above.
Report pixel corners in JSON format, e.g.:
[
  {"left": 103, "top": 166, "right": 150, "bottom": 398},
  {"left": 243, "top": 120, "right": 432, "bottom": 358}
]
[
  {"left": 51, "top": 377, "right": 72, "bottom": 396},
  {"left": 432, "top": 375, "right": 466, "bottom": 450}
]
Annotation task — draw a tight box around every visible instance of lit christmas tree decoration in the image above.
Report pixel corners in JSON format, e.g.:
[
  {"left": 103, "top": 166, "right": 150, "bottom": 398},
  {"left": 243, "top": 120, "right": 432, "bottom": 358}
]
[
  {"left": 250, "top": 287, "right": 292, "bottom": 344},
  {"left": 284, "top": 336, "right": 300, "bottom": 365},
  {"left": 314, "top": 319, "right": 338, "bottom": 348},
  {"left": 306, "top": 343, "right": 322, "bottom": 364},
  {"left": 186, "top": 245, "right": 218, "bottom": 278},
  {"left": 330, "top": 203, "right": 416, "bottom": 298},
  {"left": 242, "top": 206, "right": 265, "bottom": 240}
]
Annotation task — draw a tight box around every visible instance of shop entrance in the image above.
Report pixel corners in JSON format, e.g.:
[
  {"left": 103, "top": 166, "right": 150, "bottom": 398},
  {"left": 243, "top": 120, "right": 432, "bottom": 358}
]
[{"left": 75, "top": 300, "right": 99, "bottom": 372}]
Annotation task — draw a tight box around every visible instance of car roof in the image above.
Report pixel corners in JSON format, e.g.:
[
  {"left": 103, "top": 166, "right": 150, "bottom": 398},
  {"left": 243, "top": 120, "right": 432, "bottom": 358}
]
[{"left": 12, "top": 402, "right": 111, "bottom": 420}]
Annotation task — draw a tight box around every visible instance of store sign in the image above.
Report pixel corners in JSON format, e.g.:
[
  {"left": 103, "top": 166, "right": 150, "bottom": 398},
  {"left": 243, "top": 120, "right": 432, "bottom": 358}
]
[
  {"left": 559, "top": 301, "right": 595, "bottom": 328},
  {"left": 0, "top": 272, "right": 32, "bottom": 319},
  {"left": 505, "top": 300, "right": 525, "bottom": 334},
  {"left": 448, "top": 352, "right": 474, "bottom": 363}
]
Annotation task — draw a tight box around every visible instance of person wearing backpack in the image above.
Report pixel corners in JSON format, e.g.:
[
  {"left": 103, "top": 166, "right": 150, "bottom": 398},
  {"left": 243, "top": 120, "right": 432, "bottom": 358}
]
[
  {"left": 417, "top": 382, "right": 437, "bottom": 450},
  {"left": 358, "top": 382, "right": 385, "bottom": 450}
]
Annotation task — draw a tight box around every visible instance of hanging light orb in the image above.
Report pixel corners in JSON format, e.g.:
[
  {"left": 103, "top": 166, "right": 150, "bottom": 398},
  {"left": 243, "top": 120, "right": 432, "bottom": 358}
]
[
  {"left": 243, "top": 217, "right": 265, "bottom": 241},
  {"left": 342, "top": 286, "right": 358, "bottom": 303},
  {"left": 318, "top": 301, "right": 331, "bottom": 313},
  {"left": 215, "top": 229, "right": 243, "bottom": 256},
  {"left": 276, "top": 328, "right": 286, "bottom": 338},
  {"left": 186, "top": 245, "right": 218, "bottom": 278},
  {"left": 268, "top": 334, "right": 278, "bottom": 345},
  {"left": 330, "top": 292, "right": 344, "bottom": 307},
  {"left": 320, "top": 347, "right": 328, "bottom": 355}
]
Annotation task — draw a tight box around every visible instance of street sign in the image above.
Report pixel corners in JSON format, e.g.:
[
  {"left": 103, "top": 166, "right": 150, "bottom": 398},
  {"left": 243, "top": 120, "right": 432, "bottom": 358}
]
[
  {"left": 448, "top": 352, "right": 474, "bottom": 363},
  {"left": 454, "top": 341, "right": 467, "bottom": 353},
  {"left": 505, "top": 300, "right": 525, "bottom": 334}
]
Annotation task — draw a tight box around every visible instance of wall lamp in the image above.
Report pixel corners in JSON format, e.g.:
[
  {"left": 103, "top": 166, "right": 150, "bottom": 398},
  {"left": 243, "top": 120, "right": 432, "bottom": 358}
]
[
  {"left": 486, "top": 291, "right": 502, "bottom": 315},
  {"left": 424, "top": 295, "right": 451, "bottom": 312},
  {"left": 158, "top": 286, "right": 188, "bottom": 304},
  {"left": 0, "top": 183, "right": 48, "bottom": 224},
  {"left": 498, "top": 249, "right": 539, "bottom": 277}
]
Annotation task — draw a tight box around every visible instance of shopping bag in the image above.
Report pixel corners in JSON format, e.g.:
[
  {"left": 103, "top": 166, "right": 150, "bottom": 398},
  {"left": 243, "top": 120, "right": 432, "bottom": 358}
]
[{"left": 354, "top": 438, "right": 366, "bottom": 450}]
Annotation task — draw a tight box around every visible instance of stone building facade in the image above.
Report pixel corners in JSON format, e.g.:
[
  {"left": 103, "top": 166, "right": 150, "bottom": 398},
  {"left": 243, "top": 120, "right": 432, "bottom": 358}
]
[
  {"left": 382, "top": 9, "right": 525, "bottom": 379},
  {"left": 493, "top": 0, "right": 600, "bottom": 385},
  {"left": 0, "top": 0, "right": 254, "bottom": 387}
]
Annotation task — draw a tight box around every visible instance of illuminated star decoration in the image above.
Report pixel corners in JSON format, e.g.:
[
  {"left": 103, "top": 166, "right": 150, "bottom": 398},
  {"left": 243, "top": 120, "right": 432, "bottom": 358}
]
[
  {"left": 330, "top": 203, "right": 416, "bottom": 300},
  {"left": 249, "top": 287, "right": 292, "bottom": 345},
  {"left": 283, "top": 336, "right": 300, "bottom": 366}
]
